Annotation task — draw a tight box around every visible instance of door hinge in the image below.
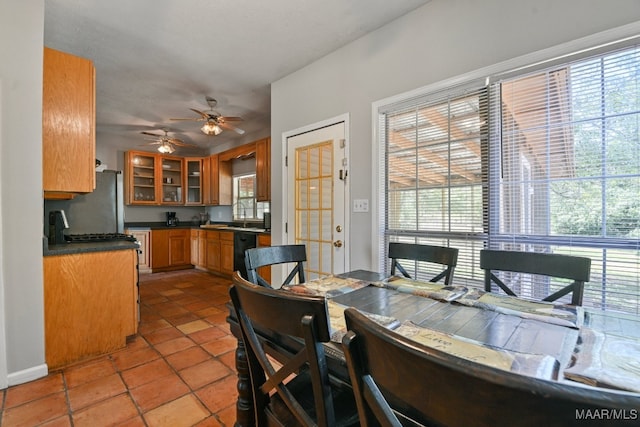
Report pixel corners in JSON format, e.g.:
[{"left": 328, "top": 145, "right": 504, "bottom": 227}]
[
  {"left": 285, "top": 156, "right": 288, "bottom": 167},
  {"left": 285, "top": 222, "right": 288, "bottom": 233}
]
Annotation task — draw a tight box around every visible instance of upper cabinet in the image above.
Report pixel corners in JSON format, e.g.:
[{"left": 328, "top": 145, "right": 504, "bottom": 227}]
[
  {"left": 126, "top": 151, "right": 158, "bottom": 204},
  {"left": 43, "top": 47, "right": 96, "bottom": 198},
  {"left": 203, "top": 154, "right": 223, "bottom": 206},
  {"left": 185, "top": 157, "right": 203, "bottom": 205},
  {"left": 126, "top": 151, "right": 183, "bottom": 205},
  {"left": 256, "top": 137, "right": 271, "bottom": 202},
  {"left": 160, "top": 156, "right": 184, "bottom": 204},
  {"left": 125, "top": 136, "right": 269, "bottom": 206}
]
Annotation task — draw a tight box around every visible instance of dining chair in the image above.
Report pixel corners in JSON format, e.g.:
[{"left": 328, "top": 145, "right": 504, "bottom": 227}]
[
  {"left": 245, "top": 244, "right": 307, "bottom": 288},
  {"left": 388, "top": 242, "right": 459, "bottom": 286},
  {"left": 341, "top": 307, "right": 640, "bottom": 427},
  {"left": 480, "top": 249, "right": 591, "bottom": 306},
  {"left": 229, "top": 271, "right": 359, "bottom": 427}
]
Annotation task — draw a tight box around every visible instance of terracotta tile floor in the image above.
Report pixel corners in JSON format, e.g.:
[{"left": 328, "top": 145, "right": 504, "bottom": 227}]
[{"left": 0, "top": 269, "right": 239, "bottom": 427}]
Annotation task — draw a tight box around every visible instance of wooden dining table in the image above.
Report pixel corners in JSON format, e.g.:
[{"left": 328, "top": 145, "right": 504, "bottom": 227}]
[{"left": 226, "top": 270, "right": 640, "bottom": 427}]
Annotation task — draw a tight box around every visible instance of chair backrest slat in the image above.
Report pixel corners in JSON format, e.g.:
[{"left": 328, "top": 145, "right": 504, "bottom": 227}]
[
  {"left": 388, "top": 242, "right": 458, "bottom": 286},
  {"left": 480, "top": 249, "right": 591, "bottom": 306},
  {"left": 245, "top": 244, "right": 307, "bottom": 288}
]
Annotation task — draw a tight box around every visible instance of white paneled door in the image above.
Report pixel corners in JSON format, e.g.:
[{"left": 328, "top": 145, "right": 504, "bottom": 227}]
[{"left": 287, "top": 121, "right": 348, "bottom": 280}]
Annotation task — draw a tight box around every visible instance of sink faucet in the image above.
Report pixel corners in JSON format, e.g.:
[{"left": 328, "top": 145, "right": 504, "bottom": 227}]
[{"left": 232, "top": 200, "right": 248, "bottom": 228}]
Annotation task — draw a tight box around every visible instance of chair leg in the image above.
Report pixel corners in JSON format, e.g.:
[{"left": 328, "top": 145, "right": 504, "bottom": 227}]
[{"left": 234, "top": 337, "right": 255, "bottom": 427}]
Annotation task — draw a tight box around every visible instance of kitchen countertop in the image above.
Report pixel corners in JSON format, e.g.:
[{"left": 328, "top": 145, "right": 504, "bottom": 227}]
[
  {"left": 125, "top": 222, "right": 270, "bottom": 234},
  {"left": 43, "top": 239, "right": 140, "bottom": 256}
]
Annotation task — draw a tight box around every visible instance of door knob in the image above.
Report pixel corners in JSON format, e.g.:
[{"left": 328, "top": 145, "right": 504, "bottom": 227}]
[{"left": 333, "top": 240, "right": 343, "bottom": 248}]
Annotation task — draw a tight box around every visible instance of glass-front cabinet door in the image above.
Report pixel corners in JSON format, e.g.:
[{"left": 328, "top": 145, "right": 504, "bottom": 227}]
[
  {"left": 161, "top": 156, "right": 183, "bottom": 204},
  {"left": 185, "top": 157, "right": 203, "bottom": 205},
  {"left": 127, "top": 151, "right": 158, "bottom": 204}
]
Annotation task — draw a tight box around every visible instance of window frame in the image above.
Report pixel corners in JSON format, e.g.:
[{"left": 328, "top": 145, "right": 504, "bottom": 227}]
[
  {"left": 232, "top": 173, "right": 269, "bottom": 221},
  {"left": 373, "top": 24, "right": 640, "bottom": 314}
]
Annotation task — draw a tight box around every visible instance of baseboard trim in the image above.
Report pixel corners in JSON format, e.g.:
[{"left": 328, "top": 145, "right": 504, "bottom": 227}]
[{"left": 7, "top": 363, "right": 48, "bottom": 387}]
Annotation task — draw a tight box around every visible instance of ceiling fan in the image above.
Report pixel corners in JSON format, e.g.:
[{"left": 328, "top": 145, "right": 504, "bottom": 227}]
[
  {"left": 171, "top": 96, "right": 245, "bottom": 136},
  {"left": 140, "top": 129, "right": 196, "bottom": 154}
]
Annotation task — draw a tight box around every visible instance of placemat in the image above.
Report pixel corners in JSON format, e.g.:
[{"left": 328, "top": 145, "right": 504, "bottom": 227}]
[
  {"left": 327, "top": 300, "right": 400, "bottom": 343},
  {"left": 394, "top": 320, "right": 559, "bottom": 379},
  {"left": 382, "top": 276, "right": 468, "bottom": 302},
  {"left": 282, "top": 275, "right": 369, "bottom": 298},
  {"left": 564, "top": 328, "right": 640, "bottom": 393},
  {"left": 456, "top": 288, "right": 583, "bottom": 329}
]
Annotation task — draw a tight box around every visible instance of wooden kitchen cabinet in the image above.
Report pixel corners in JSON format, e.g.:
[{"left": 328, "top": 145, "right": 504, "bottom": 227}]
[
  {"left": 190, "top": 229, "right": 199, "bottom": 266},
  {"left": 127, "top": 228, "right": 151, "bottom": 273},
  {"left": 217, "top": 156, "right": 233, "bottom": 206},
  {"left": 151, "top": 229, "right": 191, "bottom": 272},
  {"left": 160, "top": 156, "right": 184, "bottom": 204},
  {"left": 198, "top": 231, "right": 207, "bottom": 267},
  {"left": 151, "top": 229, "right": 170, "bottom": 269},
  {"left": 206, "top": 231, "right": 221, "bottom": 272},
  {"left": 126, "top": 151, "right": 159, "bottom": 204},
  {"left": 43, "top": 47, "right": 96, "bottom": 198},
  {"left": 202, "top": 230, "right": 234, "bottom": 276},
  {"left": 191, "top": 229, "right": 209, "bottom": 269},
  {"left": 169, "top": 229, "right": 190, "bottom": 265},
  {"left": 204, "top": 154, "right": 224, "bottom": 206},
  {"left": 44, "top": 249, "right": 137, "bottom": 369},
  {"left": 185, "top": 158, "right": 204, "bottom": 205},
  {"left": 256, "top": 137, "right": 271, "bottom": 202},
  {"left": 125, "top": 151, "right": 186, "bottom": 206},
  {"left": 220, "top": 231, "right": 235, "bottom": 276}
]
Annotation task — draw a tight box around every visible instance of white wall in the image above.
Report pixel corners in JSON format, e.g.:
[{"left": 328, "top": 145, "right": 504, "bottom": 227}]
[
  {"left": 0, "top": 0, "right": 47, "bottom": 386},
  {"left": 271, "top": 0, "right": 640, "bottom": 270}
]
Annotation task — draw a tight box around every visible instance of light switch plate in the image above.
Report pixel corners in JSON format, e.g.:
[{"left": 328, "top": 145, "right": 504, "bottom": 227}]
[{"left": 353, "top": 199, "right": 369, "bottom": 212}]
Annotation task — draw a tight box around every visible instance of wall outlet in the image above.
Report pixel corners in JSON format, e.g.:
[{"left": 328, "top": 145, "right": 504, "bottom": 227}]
[{"left": 353, "top": 199, "right": 369, "bottom": 213}]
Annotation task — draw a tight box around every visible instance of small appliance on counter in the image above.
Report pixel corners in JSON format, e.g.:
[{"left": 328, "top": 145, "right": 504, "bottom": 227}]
[
  {"left": 48, "top": 210, "right": 69, "bottom": 245},
  {"left": 166, "top": 211, "right": 179, "bottom": 226},
  {"left": 263, "top": 212, "right": 271, "bottom": 231}
]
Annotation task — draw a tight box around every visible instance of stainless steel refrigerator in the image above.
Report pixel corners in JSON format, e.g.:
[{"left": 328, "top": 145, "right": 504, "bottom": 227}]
[{"left": 44, "top": 170, "right": 125, "bottom": 235}]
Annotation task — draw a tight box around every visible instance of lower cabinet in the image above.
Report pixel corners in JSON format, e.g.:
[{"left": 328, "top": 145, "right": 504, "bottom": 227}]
[
  {"left": 220, "top": 231, "right": 235, "bottom": 276},
  {"left": 44, "top": 249, "right": 138, "bottom": 369},
  {"left": 199, "top": 230, "right": 234, "bottom": 276},
  {"left": 151, "top": 229, "right": 192, "bottom": 272},
  {"left": 206, "top": 231, "right": 221, "bottom": 271},
  {"left": 127, "top": 228, "right": 151, "bottom": 273},
  {"left": 191, "top": 229, "right": 208, "bottom": 270},
  {"left": 178, "top": 227, "right": 270, "bottom": 278}
]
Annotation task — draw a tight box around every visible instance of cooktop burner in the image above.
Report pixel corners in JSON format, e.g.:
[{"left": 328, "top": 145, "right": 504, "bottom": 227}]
[{"left": 64, "top": 233, "right": 138, "bottom": 243}]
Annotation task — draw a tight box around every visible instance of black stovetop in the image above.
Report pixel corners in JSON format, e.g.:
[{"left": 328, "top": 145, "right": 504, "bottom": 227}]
[{"left": 64, "top": 233, "right": 137, "bottom": 243}]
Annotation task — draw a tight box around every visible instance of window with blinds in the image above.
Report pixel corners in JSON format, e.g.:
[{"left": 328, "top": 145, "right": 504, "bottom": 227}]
[
  {"left": 379, "top": 44, "right": 640, "bottom": 314},
  {"left": 382, "top": 84, "right": 488, "bottom": 285},
  {"left": 489, "top": 46, "right": 640, "bottom": 313}
]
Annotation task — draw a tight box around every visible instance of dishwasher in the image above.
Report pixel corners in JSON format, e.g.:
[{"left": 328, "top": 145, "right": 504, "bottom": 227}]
[{"left": 234, "top": 232, "right": 257, "bottom": 279}]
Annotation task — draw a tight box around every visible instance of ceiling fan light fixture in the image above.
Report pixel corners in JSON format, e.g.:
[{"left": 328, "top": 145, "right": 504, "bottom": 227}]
[
  {"left": 201, "top": 121, "right": 222, "bottom": 136},
  {"left": 157, "top": 142, "right": 175, "bottom": 154}
]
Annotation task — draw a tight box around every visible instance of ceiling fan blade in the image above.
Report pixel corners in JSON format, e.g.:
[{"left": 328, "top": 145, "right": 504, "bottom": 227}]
[
  {"left": 141, "top": 131, "right": 163, "bottom": 137},
  {"left": 219, "top": 116, "right": 243, "bottom": 122},
  {"left": 190, "top": 108, "right": 212, "bottom": 120},
  {"left": 218, "top": 121, "right": 245, "bottom": 135},
  {"left": 169, "top": 117, "right": 202, "bottom": 121},
  {"left": 172, "top": 140, "right": 197, "bottom": 147}
]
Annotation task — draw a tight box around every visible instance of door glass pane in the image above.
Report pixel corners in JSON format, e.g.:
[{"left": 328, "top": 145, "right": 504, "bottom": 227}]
[{"left": 295, "top": 140, "right": 334, "bottom": 277}]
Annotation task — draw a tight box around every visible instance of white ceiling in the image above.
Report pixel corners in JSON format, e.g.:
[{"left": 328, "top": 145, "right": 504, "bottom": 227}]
[{"left": 44, "top": 0, "right": 430, "bottom": 155}]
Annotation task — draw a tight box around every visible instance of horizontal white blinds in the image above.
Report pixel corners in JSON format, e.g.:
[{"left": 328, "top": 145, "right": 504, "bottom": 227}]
[
  {"left": 382, "top": 84, "right": 488, "bottom": 286},
  {"left": 490, "top": 46, "right": 640, "bottom": 313}
]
